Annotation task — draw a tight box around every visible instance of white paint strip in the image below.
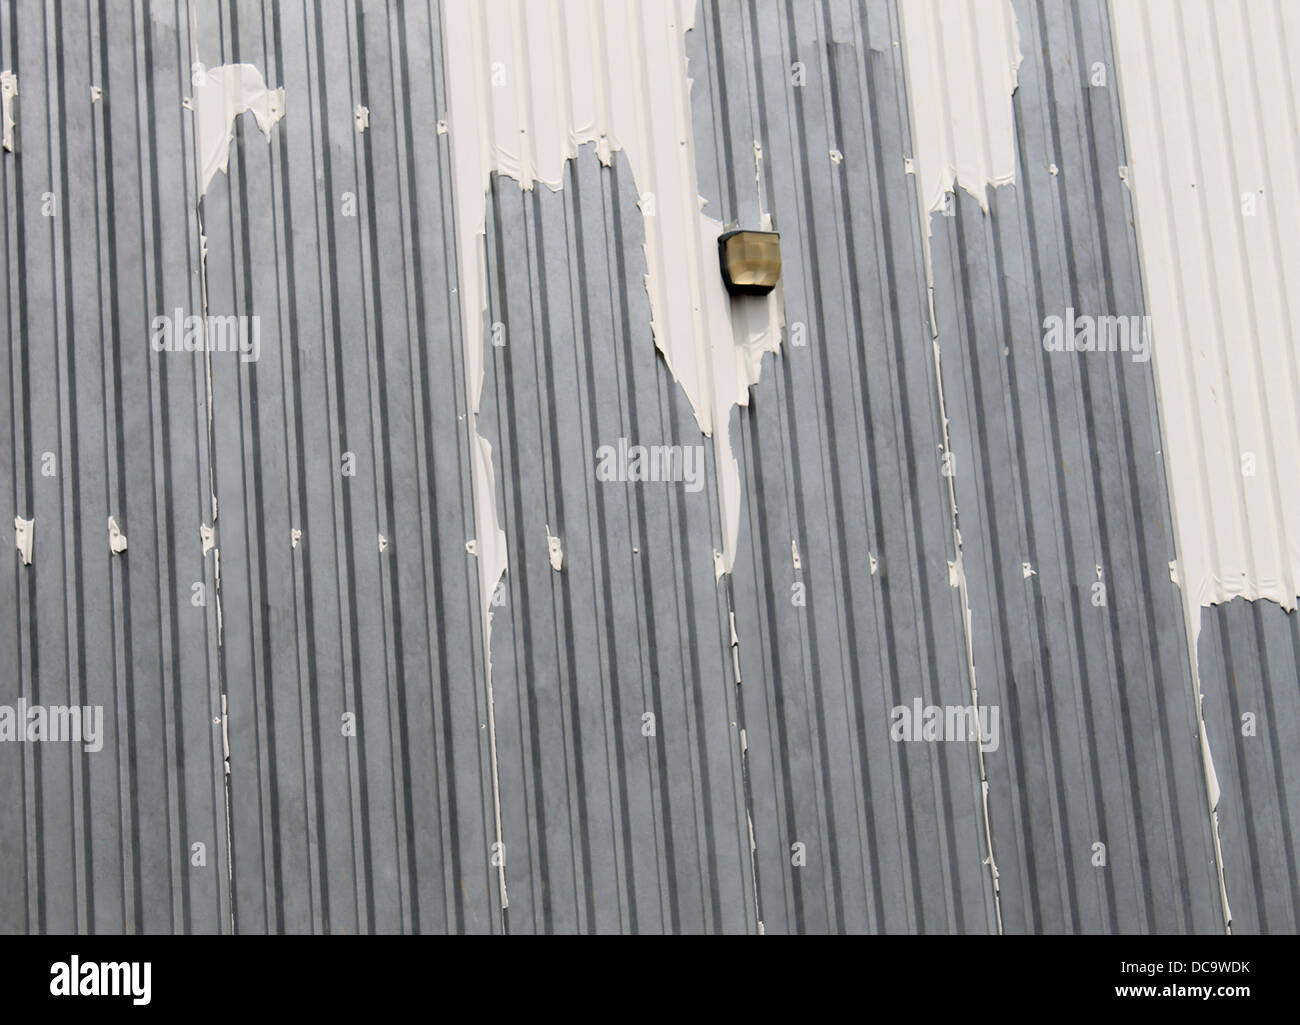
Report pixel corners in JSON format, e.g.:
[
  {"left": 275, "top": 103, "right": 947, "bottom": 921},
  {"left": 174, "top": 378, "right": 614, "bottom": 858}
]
[
  {"left": 898, "top": 0, "right": 1021, "bottom": 223},
  {"left": 1110, "top": 0, "right": 1300, "bottom": 641},
  {"left": 355, "top": 104, "right": 369, "bottom": 133},
  {"left": 1, "top": 70, "right": 16, "bottom": 152},
  {"left": 190, "top": 63, "right": 285, "bottom": 197},
  {"left": 14, "top": 516, "right": 33, "bottom": 566}
]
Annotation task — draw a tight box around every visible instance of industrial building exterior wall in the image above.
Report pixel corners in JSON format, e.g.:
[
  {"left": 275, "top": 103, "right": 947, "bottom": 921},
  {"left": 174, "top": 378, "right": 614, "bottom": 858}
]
[{"left": 0, "top": 0, "right": 1293, "bottom": 935}]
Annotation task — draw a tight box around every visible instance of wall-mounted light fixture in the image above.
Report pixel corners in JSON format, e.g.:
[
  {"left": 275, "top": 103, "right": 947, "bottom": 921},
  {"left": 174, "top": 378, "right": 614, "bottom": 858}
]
[{"left": 718, "top": 229, "right": 782, "bottom": 296}]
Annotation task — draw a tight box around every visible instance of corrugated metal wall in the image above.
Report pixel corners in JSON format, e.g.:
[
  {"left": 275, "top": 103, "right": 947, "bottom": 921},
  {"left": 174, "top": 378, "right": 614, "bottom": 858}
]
[
  {"left": 0, "top": 0, "right": 1293, "bottom": 935},
  {"left": 1107, "top": 0, "right": 1300, "bottom": 936},
  {"left": 1198, "top": 603, "right": 1300, "bottom": 933},
  {"left": 2, "top": 0, "right": 232, "bottom": 933},
  {"left": 929, "top": 0, "right": 1223, "bottom": 933}
]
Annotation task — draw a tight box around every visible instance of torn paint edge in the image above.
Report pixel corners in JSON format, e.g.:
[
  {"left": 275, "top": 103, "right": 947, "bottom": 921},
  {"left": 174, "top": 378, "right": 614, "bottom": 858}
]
[
  {"left": 189, "top": 61, "right": 286, "bottom": 197},
  {"left": 1, "top": 70, "right": 17, "bottom": 152},
  {"left": 14, "top": 515, "right": 33, "bottom": 565},
  {"left": 108, "top": 516, "right": 128, "bottom": 555},
  {"left": 545, "top": 526, "right": 563, "bottom": 572}
]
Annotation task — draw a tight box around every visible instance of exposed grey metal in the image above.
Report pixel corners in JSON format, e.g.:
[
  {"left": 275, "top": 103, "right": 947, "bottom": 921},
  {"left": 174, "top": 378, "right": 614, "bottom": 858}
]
[{"left": 0, "top": 0, "right": 1290, "bottom": 935}]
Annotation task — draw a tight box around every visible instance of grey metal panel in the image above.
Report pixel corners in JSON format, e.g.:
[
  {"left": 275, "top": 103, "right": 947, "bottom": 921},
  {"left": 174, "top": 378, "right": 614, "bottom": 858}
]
[
  {"left": 198, "top": 0, "right": 499, "bottom": 933},
  {"left": 479, "top": 155, "right": 755, "bottom": 934},
  {"left": 927, "top": 0, "right": 1222, "bottom": 932},
  {"left": 1198, "top": 602, "right": 1300, "bottom": 934},
  {"left": 689, "top": 0, "right": 1225, "bottom": 933},
  {"left": 1, "top": 0, "right": 230, "bottom": 934},
  {"left": 690, "top": 0, "right": 996, "bottom": 934}
]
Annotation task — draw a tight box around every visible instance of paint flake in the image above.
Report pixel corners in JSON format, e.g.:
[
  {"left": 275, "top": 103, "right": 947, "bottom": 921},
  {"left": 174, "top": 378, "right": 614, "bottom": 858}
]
[
  {"left": 14, "top": 516, "right": 33, "bottom": 565},
  {"left": 1, "top": 71, "right": 16, "bottom": 152},
  {"left": 108, "top": 516, "right": 128, "bottom": 555},
  {"left": 190, "top": 63, "right": 285, "bottom": 196},
  {"left": 545, "top": 527, "right": 564, "bottom": 572}
]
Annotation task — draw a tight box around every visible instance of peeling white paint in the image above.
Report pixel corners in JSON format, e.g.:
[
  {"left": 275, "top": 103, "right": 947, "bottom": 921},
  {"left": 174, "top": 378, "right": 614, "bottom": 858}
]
[
  {"left": 14, "top": 516, "right": 33, "bottom": 565},
  {"left": 746, "top": 809, "right": 763, "bottom": 933},
  {"left": 1, "top": 71, "right": 17, "bottom": 152},
  {"left": 441, "top": 0, "right": 785, "bottom": 619},
  {"left": 1021, "top": 562, "right": 1035, "bottom": 580},
  {"left": 291, "top": 528, "right": 302, "bottom": 549},
  {"left": 190, "top": 63, "right": 285, "bottom": 197},
  {"left": 729, "top": 611, "right": 742, "bottom": 686},
  {"left": 898, "top": 0, "right": 1021, "bottom": 227},
  {"left": 791, "top": 539, "right": 801, "bottom": 571},
  {"left": 213, "top": 548, "right": 222, "bottom": 643},
  {"left": 90, "top": 85, "right": 102, "bottom": 104},
  {"left": 354, "top": 104, "right": 369, "bottom": 133},
  {"left": 200, "top": 523, "right": 216, "bottom": 557},
  {"left": 545, "top": 526, "right": 563, "bottom": 572},
  {"left": 108, "top": 516, "right": 128, "bottom": 555},
  {"left": 378, "top": 534, "right": 390, "bottom": 553}
]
